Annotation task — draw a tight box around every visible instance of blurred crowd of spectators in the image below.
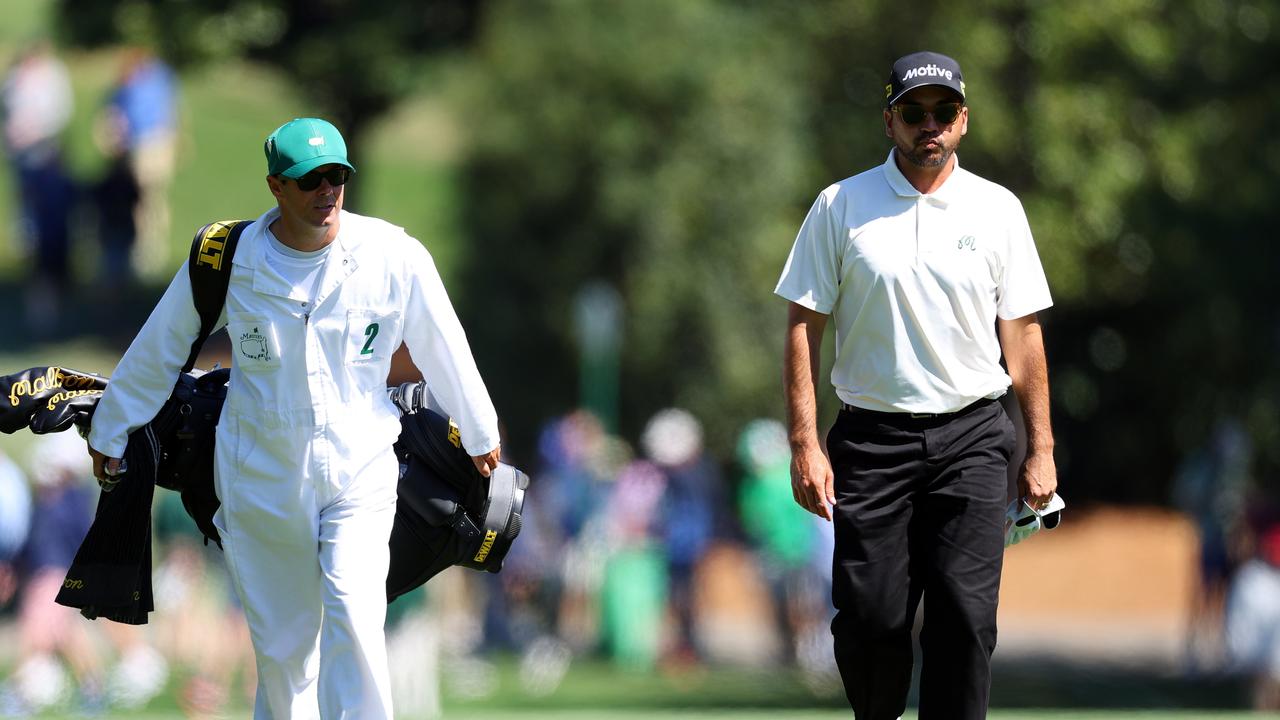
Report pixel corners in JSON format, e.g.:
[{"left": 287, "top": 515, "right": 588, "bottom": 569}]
[
  {"left": 0, "top": 406, "right": 839, "bottom": 716},
  {"left": 1174, "top": 418, "right": 1280, "bottom": 710},
  {"left": 1, "top": 40, "right": 177, "bottom": 335},
  {"left": 478, "top": 409, "right": 835, "bottom": 679}
]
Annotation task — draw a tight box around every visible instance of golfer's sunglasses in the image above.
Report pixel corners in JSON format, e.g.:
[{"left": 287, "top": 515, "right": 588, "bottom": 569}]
[
  {"left": 1014, "top": 499, "right": 1062, "bottom": 530},
  {"left": 892, "top": 102, "right": 964, "bottom": 126},
  {"left": 294, "top": 167, "right": 351, "bottom": 192}
]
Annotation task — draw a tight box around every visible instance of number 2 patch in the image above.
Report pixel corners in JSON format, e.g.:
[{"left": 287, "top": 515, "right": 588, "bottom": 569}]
[
  {"left": 361, "top": 322, "right": 379, "bottom": 355},
  {"left": 346, "top": 309, "right": 398, "bottom": 364}
]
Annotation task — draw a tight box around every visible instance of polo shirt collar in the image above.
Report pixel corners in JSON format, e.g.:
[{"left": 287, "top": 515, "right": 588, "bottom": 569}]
[{"left": 881, "top": 149, "right": 963, "bottom": 206}]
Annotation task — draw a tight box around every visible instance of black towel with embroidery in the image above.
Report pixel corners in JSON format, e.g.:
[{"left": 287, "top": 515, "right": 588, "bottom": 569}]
[{"left": 54, "top": 425, "right": 160, "bottom": 625}]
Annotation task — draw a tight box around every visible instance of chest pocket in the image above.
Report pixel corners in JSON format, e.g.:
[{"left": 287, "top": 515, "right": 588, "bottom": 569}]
[
  {"left": 227, "top": 314, "right": 282, "bottom": 372},
  {"left": 345, "top": 309, "right": 400, "bottom": 366}
]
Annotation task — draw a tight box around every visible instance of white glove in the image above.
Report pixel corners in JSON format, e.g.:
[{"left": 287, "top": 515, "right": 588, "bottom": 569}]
[{"left": 1004, "top": 492, "right": 1065, "bottom": 547}]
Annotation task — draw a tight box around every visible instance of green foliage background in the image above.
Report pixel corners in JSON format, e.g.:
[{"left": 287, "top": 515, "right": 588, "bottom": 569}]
[{"left": 2, "top": 0, "right": 1275, "bottom": 503}]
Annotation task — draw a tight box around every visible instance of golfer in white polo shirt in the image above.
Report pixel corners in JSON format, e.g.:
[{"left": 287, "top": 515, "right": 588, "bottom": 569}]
[{"left": 776, "top": 51, "right": 1057, "bottom": 719}]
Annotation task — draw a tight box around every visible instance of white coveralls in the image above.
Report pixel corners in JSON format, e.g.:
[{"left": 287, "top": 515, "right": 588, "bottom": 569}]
[{"left": 89, "top": 207, "right": 501, "bottom": 719}]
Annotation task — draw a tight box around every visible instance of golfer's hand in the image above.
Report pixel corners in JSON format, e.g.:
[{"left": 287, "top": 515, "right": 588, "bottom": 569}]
[
  {"left": 790, "top": 441, "right": 835, "bottom": 521},
  {"left": 89, "top": 445, "right": 125, "bottom": 492},
  {"left": 1018, "top": 450, "right": 1057, "bottom": 509},
  {"left": 471, "top": 446, "right": 501, "bottom": 478}
]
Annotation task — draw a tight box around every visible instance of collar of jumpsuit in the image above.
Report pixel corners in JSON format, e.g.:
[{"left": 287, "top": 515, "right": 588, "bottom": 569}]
[{"left": 237, "top": 206, "right": 362, "bottom": 305}]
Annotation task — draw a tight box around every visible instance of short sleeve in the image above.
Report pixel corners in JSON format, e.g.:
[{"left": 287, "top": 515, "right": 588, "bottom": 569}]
[
  {"left": 775, "top": 188, "right": 843, "bottom": 314},
  {"left": 996, "top": 195, "right": 1052, "bottom": 320}
]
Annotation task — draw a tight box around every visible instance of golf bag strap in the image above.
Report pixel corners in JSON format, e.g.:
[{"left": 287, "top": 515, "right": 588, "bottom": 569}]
[{"left": 182, "top": 220, "right": 251, "bottom": 373}]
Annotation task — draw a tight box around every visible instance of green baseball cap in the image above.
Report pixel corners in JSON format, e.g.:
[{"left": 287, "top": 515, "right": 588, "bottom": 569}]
[{"left": 264, "top": 117, "right": 356, "bottom": 178}]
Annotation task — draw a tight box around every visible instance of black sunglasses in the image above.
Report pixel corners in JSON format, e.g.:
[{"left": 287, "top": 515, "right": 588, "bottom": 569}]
[
  {"left": 892, "top": 102, "right": 963, "bottom": 126},
  {"left": 293, "top": 167, "right": 351, "bottom": 192},
  {"left": 1014, "top": 499, "right": 1062, "bottom": 529}
]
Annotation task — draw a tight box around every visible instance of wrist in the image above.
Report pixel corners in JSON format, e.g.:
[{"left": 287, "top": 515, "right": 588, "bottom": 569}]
[{"left": 789, "top": 434, "right": 822, "bottom": 452}]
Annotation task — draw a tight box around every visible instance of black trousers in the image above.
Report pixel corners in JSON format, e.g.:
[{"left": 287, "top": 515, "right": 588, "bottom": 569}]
[{"left": 827, "top": 398, "right": 1014, "bottom": 720}]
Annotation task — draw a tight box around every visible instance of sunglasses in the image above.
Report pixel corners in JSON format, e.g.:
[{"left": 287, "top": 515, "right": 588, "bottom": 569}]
[
  {"left": 892, "top": 102, "right": 963, "bottom": 126},
  {"left": 1014, "top": 498, "right": 1062, "bottom": 530},
  {"left": 292, "top": 167, "right": 351, "bottom": 192}
]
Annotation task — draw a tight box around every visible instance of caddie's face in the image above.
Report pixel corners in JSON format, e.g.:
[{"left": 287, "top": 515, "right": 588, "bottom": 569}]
[
  {"left": 883, "top": 85, "right": 968, "bottom": 170},
  {"left": 266, "top": 164, "right": 346, "bottom": 229}
]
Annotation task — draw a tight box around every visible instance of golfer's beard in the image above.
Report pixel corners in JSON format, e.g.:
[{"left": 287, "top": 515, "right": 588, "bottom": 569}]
[{"left": 898, "top": 136, "right": 959, "bottom": 169}]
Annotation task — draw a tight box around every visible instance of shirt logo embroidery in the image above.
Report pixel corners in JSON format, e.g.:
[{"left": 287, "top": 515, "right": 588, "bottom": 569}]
[
  {"left": 240, "top": 327, "right": 271, "bottom": 362},
  {"left": 957, "top": 235, "right": 977, "bottom": 251}
]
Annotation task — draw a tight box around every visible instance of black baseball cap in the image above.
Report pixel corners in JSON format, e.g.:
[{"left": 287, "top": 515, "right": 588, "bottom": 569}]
[{"left": 885, "top": 51, "right": 965, "bottom": 107}]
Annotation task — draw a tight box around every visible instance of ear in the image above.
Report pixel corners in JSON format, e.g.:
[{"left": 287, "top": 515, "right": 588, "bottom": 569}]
[
  {"left": 266, "top": 174, "right": 286, "bottom": 200},
  {"left": 883, "top": 108, "right": 894, "bottom": 138},
  {"left": 959, "top": 106, "right": 969, "bottom": 137}
]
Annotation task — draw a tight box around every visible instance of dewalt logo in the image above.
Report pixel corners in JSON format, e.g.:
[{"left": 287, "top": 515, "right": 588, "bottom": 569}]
[
  {"left": 448, "top": 419, "right": 462, "bottom": 449},
  {"left": 473, "top": 530, "right": 498, "bottom": 563},
  {"left": 196, "top": 221, "right": 235, "bottom": 271}
]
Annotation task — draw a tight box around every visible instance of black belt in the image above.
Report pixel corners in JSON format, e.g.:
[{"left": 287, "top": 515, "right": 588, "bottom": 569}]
[{"left": 840, "top": 397, "right": 997, "bottom": 419}]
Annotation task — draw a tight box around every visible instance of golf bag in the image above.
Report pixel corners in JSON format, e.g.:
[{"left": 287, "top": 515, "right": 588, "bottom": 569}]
[{"left": 0, "top": 364, "right": 529, "bottom": 609}]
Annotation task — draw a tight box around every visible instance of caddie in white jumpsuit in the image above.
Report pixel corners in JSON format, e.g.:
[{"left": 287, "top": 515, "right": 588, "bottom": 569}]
[{"left": 88, "top": 117, "right": 502, "bottom": 719}]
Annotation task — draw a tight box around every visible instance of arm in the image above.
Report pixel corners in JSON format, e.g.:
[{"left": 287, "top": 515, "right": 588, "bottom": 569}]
[
  {"left": 998, "top": 313, "right": 1056, "bottom": 507},
  {"left": 400, "top": 238, "right": 501, "bottom": 476},
  {"left": 784, "top": 302, "right": 835, "bottom": 521},
  {"left": 88, "top": 261, "right": 204, "bottom": 484}
]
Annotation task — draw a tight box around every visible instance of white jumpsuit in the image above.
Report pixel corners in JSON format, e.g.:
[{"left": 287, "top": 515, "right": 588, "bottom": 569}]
[{"left": 89, "top": 207, "right": 501, "bottom": 719}]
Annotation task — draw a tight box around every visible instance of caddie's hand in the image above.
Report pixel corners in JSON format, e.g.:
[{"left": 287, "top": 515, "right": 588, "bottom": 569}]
[
  {"left": 1018, "top": 451, "right": 1057, "bottom": 510},
  {"left": 471, "top": 446, "right": 501, "bottom": 478},
  {"left": 790, "top": 441, "right": 835, "bottom": 522},
  {"left": 88, "top": 445, "right": 124, "bottom": 492}
]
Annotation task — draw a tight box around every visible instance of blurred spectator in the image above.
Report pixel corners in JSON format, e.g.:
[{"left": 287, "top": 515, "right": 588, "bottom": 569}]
[
  {"left": 642, "top": 407, "right": 725, "bottom": 666},
  {"left": 1, "top": 432, "right": 104, "bottom": 713},
  {"left": 736, "top": 418, "right": 828, "bottom": 664},
  {"left": 1224, "top": 509, "right": 1280, "bottom": 710},
  {"left": 2, "top": 41, "right": 77, "bottom": 334},
  {"left": 532, "top": 410, "right": 615, "bottom": 653},
  {"left": 0, "top": 450, "right": 32, "bottom": 610},
  {"left": 151, "top": 491, "right": 252, "bottom": 715},
  {"left": 92, "top": 138, "right": 142, "bottom": 289},
  {"left": 21, "top": 151, "right": 77, "bottom": 333},
  {"left": 1, "top": 40, "right": 72, "bottom": 249},
  {"left": 99, "top": 47, "right": 178, "bottom": 276},
  {"left": 1173, "top": 417, "right": 1251, "bottom": 671},
  {"left": 599, "top": 459, "right": 667, "bottom": 671}
]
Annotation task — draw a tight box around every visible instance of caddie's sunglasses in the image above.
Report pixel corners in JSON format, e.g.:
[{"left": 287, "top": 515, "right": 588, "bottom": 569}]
[
  {"left": 892, "top": 102, "right": 964, "bottom": 126},
  {"left": 293, "top": 167, "right": 350, "bottom": 192}
]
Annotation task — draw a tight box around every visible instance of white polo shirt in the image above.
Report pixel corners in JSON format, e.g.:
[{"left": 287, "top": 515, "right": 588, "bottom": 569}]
[{"left": 776, "top": 151, "right": 1052, "bottom": 413}]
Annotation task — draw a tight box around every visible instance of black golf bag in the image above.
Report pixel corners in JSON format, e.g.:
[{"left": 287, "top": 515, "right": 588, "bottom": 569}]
[{"left": 0, "top": 365, "right": 528, "bottom": 614}]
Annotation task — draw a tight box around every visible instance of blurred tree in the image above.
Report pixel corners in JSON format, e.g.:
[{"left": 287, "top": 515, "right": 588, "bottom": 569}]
[
  {"left": 53, "top": 0, "right": 483, "bottom": 208},
  {"left": 774, "top": 0, "right": 1280, "bottom": 500},
  {"left": 457, "top": 0, "right": 1278, "bottom": 501},
  {"left": 454, "top": 0, "right": 810, "bottom": 455},
  {"left": 51, "top": 0, "right": 1279, "bottom": 502}
]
